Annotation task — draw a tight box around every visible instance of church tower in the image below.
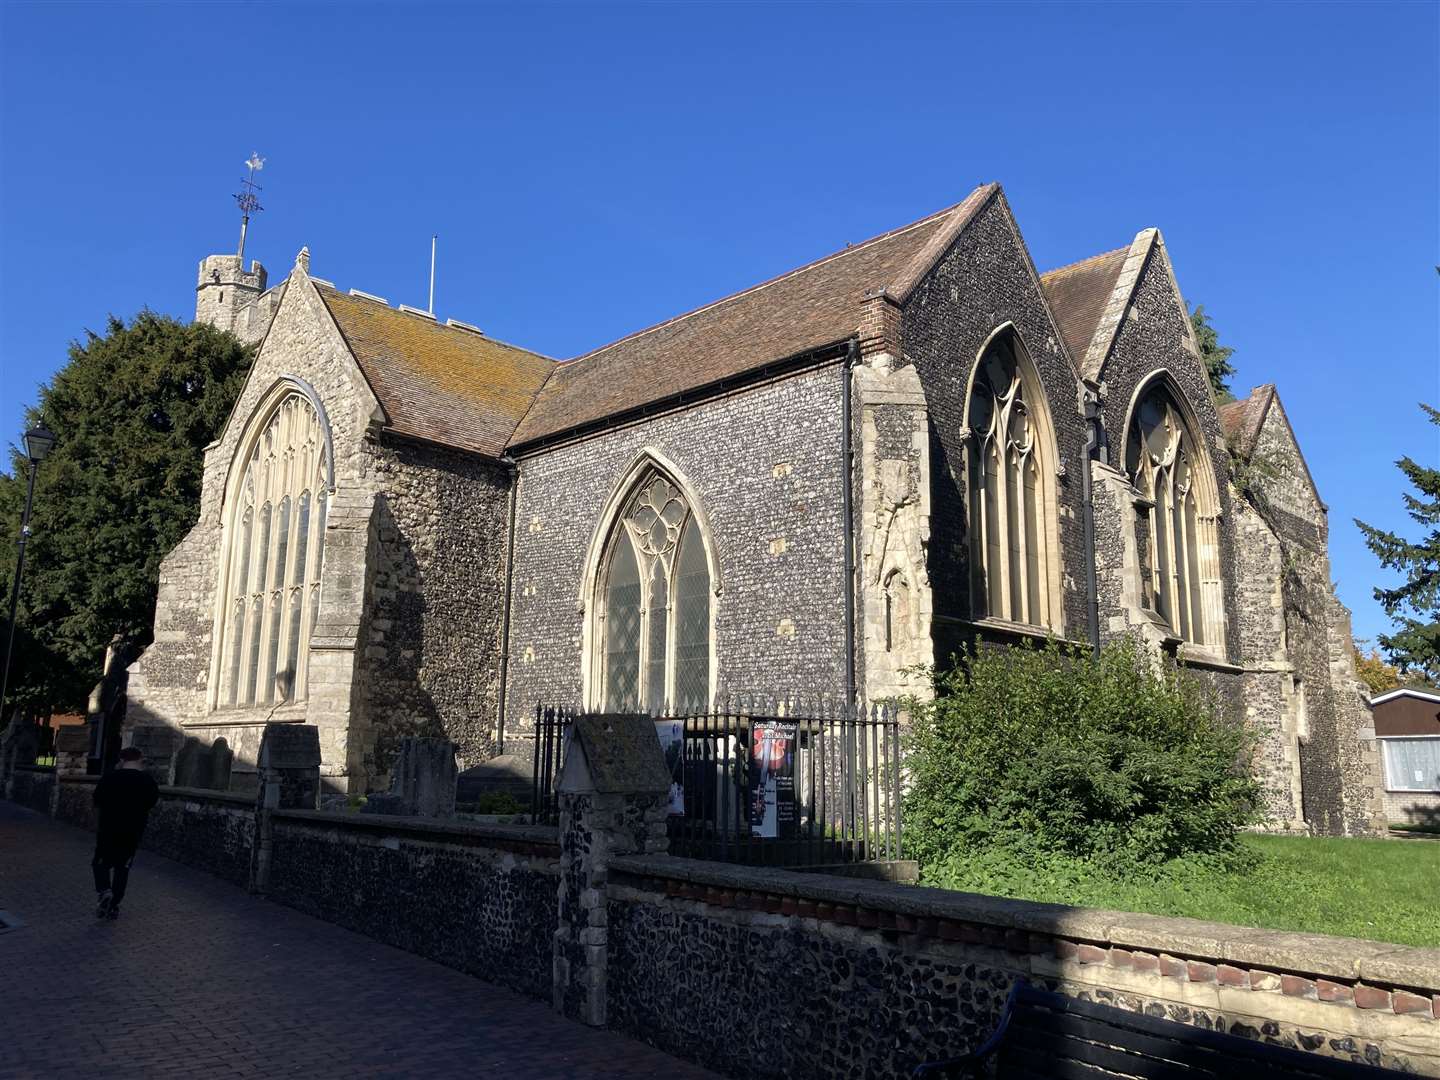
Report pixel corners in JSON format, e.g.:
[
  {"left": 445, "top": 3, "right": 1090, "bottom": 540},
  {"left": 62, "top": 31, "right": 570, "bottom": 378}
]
[
  {"left": 196, "top": 152, "right": 271, "bottom": 343},
  {"left": 195, "top": 253, "right": 267, "bottom": 334}
]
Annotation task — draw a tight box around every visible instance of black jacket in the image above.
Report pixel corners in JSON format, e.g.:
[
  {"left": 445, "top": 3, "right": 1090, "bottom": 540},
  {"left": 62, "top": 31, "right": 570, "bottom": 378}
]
[{"left": 93, "top": 768, "right": 160, "bottom": 846}]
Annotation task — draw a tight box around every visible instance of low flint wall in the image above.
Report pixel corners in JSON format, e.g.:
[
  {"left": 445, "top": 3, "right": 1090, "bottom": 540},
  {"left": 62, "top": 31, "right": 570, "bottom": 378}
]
[
  {"left": 264, "top": 811, "right": 560, "bottom": 1000},
  {"left": 606, "top": 856, "right": 1440, "bottom": 1078},
  {"left": 9, "top": 765, "right": 56, "bottom": 815},
  {"left": 21, "top": 776, "right": 1439, "bottom": 1078}
]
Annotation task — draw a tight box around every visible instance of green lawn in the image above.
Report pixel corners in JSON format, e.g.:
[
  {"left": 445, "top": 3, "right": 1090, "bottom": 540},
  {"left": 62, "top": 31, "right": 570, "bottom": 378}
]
[{"left": 933, "top": 835, "right": 1440, "bottom": 948}]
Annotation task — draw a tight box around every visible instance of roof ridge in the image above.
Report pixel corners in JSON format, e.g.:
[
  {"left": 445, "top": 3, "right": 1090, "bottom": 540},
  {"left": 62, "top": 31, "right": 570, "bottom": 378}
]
[
  {"left": 314, "top": 282, "right": 556, "bottom": 363},
  {"left": 561, "top": 197, "right": 971, "bottom": 367},
  {"left": 1041, "top": 245, "right": 1129, "bottom": 281}
]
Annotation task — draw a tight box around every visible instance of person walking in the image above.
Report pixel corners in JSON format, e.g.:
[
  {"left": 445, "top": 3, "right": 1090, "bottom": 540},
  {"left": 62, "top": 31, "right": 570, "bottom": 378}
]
[{"left": 92, "top": 746, "right": 159, "bottom": 920}]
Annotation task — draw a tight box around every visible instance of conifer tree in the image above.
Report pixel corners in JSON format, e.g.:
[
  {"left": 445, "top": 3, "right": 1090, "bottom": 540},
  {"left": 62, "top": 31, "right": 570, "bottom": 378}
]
[
  {"left": 0, "top": 312, "right": 252, "bottom": 718},
  {"left": 1355, "top": 404, "right": 1440, "bottom": 683},
  {"left": 1190, "top": 304, "right": 1236, "bottom": 402}
]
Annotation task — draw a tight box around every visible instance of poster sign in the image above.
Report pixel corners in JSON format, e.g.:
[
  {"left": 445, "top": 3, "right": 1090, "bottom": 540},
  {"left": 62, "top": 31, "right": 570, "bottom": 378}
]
[
  {"left": 749, "top": 721, "right": 797, "bottom": 838},
  {"left": 654, "top": 719, "right": 685, "bottom": 816}
]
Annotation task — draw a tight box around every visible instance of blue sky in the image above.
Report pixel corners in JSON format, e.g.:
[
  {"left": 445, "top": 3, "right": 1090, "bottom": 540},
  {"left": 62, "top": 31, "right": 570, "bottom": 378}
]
[{"left": 1, "top": 1, "right": 1436, "bottom": 645}]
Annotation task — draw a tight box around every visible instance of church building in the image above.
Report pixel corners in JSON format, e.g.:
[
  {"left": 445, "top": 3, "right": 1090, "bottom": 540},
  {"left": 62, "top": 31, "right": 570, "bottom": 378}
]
[{"left": 127, "top": 183, "right": 1386, "bottom": 836}]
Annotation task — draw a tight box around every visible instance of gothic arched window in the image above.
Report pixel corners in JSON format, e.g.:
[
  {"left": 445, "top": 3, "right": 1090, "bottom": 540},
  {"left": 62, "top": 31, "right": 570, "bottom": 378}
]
[
  {"left": 216, "top": 391, "right": 329, "bottom": 708},
  {"left": 593, "top": 469, "right": 713, "bottom": 714},
  {"left": 1124, "top": 380, "right": 1222, "bottom": 646},
  {"left": 966, "top": 331, "right": 1061, "bottom": 630}
]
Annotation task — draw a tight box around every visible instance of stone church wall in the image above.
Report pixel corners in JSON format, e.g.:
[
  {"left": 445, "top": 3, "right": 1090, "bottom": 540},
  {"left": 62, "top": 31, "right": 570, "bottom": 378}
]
[
  {"left": 358, "top": 440, "right": 511, "bottom": 778},
  {"left": 1090, "top": 243, "right": 1242, "bottom": 664},
  {"left": 505, "top": 365, "right": 848, "bottom": 740},
  {"left": 901, "top": 194, "right": 1090, "bottom": 660},
  {"left": 129, "top": 273, "right": 382, "bottom": 788},
  {"left": 1240, "top": 403, "right": 1384, "bottom": 834}
]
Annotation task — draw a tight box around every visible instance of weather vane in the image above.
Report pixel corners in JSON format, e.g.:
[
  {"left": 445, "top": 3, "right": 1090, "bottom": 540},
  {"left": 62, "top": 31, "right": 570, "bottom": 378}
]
[{"left": 234, "top": 152, "right": 265, "bottom": 262}]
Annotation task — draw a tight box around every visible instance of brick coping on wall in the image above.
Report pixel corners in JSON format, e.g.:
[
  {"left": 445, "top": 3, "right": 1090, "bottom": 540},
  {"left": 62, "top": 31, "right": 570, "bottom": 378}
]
[
  {"left": 56, "top": 776, "right": 561, "bottom": 851},
  {"left": 272, "top": 807, "right": 561, "bottom": 853},
  {"left": 610, "top": 854, "right": 1440, "bottom": 1019}
]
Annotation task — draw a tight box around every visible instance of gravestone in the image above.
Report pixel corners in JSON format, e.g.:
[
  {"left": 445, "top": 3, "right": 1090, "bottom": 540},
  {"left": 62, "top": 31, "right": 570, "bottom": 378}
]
[
  {"left": 124, "top": 725, "right": 179, "bottom": 785},
  {"left": 362, "top": 737, "right": 457, "bottom": 817},
  {"left": 256, "top": 724, "right": 321, "bottom": 811}
]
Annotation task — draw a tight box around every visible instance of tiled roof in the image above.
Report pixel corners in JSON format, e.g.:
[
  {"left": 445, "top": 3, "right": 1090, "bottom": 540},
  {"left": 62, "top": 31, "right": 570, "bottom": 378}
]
[
  {"left": 315, "top": 285, "right": 555, "bottom": 458},
  {"left": 1217, "top": 383, "right": 1275, "bottom": 457},
  {"left": 510, "top": 184, "right": 997, "bottom": 448},
  {"left": 1038, "top": 247, "right": 1128, "bottom": 364}
]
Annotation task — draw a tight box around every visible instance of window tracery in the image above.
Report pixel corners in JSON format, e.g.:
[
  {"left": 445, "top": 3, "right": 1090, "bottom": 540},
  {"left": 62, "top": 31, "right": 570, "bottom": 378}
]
[
  {"left": 216, "top": 392, "right": 329, "bottom": 708},
  {"left": 595, "top": 470, "right": 712, "bottom": 713},
  {"left": 1124, "top": 381, "right": 1220, "bottom": 646},
  {"left": 966, "top": 333, "right": 1058, "bottom": 629}
]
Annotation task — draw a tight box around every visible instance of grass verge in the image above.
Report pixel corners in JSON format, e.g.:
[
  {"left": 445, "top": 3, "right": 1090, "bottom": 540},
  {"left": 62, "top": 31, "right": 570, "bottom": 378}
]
[{"left": 924, "top": 834, "right": 1440, "bottom": 948}]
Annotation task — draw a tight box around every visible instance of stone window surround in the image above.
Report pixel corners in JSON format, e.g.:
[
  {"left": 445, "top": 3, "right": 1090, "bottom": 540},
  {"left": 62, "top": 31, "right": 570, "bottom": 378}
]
[
  {"left": 207, "top": 376, "right": 337, "bottom": 714},
  {"left": 1118, "top": 369, "right": 1228, "bottom": 653},
  {"left": 960, "top": 322, "right": 1065, "bottom": 635},
  {"left": 576, "top": 449, "right": 723, "bottom": 713}
]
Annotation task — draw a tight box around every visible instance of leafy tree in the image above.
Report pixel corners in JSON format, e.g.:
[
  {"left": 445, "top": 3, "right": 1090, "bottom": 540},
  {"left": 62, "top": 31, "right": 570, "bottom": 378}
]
[
  {"left": 903, "top": 637, "right": 1259, "bottom": 883},
  {"left": 1191, "top": 304, "right": 1236, "bottom": 403},
  {"left": 1355, "top": 404, "right": 1440, "bottom": 684},
  {"left": 0, "top": 312, "right": 253, "bottom": 719},
  {"left": 1353, "top": 642, "right": 1401, "bottom": 697}
]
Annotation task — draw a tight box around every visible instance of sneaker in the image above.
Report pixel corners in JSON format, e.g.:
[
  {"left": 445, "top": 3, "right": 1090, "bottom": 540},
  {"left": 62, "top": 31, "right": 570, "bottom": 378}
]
[
  {"left": 105, "top": 905, "right": 120, "bottom": 920},
  {"left": 95, "top": 890, "right": 113, "bottom": 918}
]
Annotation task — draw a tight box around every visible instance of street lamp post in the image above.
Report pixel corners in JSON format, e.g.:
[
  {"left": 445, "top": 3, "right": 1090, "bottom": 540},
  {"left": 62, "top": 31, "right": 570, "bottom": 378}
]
[{"left": 1, "top": 425, "right": 57, "bottom": 725}]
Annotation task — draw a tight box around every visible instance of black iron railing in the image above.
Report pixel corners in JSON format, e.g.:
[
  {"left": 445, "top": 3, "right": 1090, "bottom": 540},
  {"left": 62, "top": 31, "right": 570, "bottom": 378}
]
[{"left": 529, "top": 697, "right": 903, "bottom": 867}]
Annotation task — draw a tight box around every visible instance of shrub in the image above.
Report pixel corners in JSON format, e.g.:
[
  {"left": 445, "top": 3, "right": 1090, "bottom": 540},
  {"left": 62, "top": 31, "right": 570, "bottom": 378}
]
[{"left": 903, "top": 637, "right": 1260, "bottom": 880}]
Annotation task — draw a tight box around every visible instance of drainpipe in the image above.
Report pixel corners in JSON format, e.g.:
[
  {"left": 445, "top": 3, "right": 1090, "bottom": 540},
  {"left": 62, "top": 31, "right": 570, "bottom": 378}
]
[
  {"left": 496, "top": 454, "right": 519, "bottom": 753},
  {"left": 841, "top": 339, "right": 859, "bottom": 708},
  {"left": 1081, "top": 386, "right": 1103, "bottom": 658}
]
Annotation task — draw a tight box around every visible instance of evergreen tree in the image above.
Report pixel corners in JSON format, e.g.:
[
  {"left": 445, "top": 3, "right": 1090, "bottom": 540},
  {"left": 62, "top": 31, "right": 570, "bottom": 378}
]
[
  {"left": 0, "top": 313, "right": 253, "bottom": 718},
  {"left": 1191, "top": 304, "right": 1236, "bottom": 403},
  {"left": 1355, "top": 404, "right": 1440, "bottom": 683}
]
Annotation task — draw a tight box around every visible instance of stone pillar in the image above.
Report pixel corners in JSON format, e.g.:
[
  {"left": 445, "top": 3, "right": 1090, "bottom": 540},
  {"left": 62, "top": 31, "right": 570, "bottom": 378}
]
[
  {"left": 855, "top": 360, "right": 933, "bottom": 702},
  {"left": 256, "top": 723, "right": 322, "bottom": 812},
  {"left": 553, "top": 715, "right": 671, "bottom": 1027},
  {"left": 123, "top": 725, "right": 180, "bottom": 786},
  {"left": 361, "top": 737, "right": 458, "bottom": 817},
  {"left": 251, "top": 723, "right": 321, "bottom": 894}
]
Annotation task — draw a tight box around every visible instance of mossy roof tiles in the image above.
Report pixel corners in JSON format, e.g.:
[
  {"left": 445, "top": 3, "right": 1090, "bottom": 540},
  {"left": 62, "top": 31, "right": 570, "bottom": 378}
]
[
  {"left": 509, "top": 185, "right": 996, "bottom": 448},
  {"left": 315, "top": 285, "right": 555, "bottom": 459},
  {"left": 1038, "top": 246, "right": 1128, "bottom": 365}
]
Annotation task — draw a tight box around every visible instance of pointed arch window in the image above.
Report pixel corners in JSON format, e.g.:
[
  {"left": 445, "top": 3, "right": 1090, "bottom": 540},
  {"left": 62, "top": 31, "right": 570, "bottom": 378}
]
[
  {"left": 1124, "top": 381, "right": 1222, "bottom": 646},
  {"left": 593, "top": 470, "right": 713, "bottom": 714},
  {"left": 966, "top": 332, "right": 1061, "bottom": 630},
  {"left": 216, "top": 391, "right": 330, "bottom": 708}
]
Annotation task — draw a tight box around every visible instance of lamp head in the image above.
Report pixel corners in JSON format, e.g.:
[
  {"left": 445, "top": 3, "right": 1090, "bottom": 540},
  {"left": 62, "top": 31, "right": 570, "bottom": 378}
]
[{"left": 23, "top": 425, "right": 56, "bottom": 463}]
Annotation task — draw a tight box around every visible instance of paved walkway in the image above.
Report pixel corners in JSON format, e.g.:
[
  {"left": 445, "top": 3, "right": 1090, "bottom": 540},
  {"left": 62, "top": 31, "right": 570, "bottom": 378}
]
[{"left": 0, "top": 801, "right": 718, "bottom": 1079}]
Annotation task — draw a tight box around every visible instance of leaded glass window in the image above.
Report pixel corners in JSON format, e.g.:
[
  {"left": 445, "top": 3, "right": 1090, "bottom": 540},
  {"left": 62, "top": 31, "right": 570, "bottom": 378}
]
[
  {"left": 596, "top": 470, "right": 713, "bottom": 713},
  {"left": 217, "top": 392, "right": 330, "bottom": 708},
  {"left": 966, "top": 334, "right": 1058, "bottom": 629},
  {"left": 1125, "top": 382, "right": 1219, "bottom": 646}
]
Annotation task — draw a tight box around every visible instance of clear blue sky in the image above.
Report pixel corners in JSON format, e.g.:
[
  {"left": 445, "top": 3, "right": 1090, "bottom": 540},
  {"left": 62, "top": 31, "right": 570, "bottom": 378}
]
[{"left": 1, "top": 1, "right": 1436, "bottom": 645}]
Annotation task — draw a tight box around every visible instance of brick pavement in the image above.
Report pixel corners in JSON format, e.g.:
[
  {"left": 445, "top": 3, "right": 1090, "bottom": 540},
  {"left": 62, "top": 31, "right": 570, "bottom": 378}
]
[{"left": 0, "top": 801, "right": 718, "bottom": 1079}]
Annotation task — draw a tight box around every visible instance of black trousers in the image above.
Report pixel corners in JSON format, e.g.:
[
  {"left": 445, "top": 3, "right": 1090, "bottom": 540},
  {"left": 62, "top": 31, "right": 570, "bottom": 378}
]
[{"left": 92, "top": 838, "right": 138, "bottom": 904}]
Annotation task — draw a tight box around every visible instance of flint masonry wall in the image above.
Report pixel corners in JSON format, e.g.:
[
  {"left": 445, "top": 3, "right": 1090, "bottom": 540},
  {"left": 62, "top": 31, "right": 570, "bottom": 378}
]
[
  {"left": 26, "top": 776, "right": 1438, "bottom": 1078},
  {"left": 360, "top": 440, "right": 511, "bottom": 779},
  {"left": 901, "top": 192, "right": 1090, "bottom": 657},
  {"left": 1245, "top": 402, "right": 1385, "bottom": 835},
  {"left": 264, "top": 811, "right": 560, "bottom": 1000},
  {"left": 505, "top": 365, "right": 848, "bottom": 740},
  {"left": 606, "top": 856, "right": 1440, "bottom": 1079},
  {"left": 1091, "top": 242, "right": 1243, "bottom": 664}
]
